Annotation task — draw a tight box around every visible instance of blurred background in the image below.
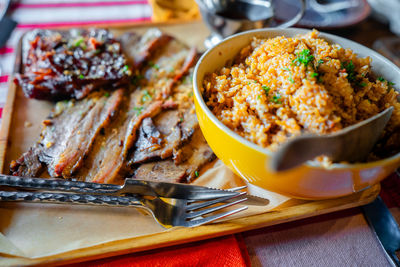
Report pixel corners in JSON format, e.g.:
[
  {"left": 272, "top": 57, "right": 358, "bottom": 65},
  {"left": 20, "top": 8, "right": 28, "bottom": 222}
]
[{"left": 0, "top": 0, "right": 399, "bottom": 80}]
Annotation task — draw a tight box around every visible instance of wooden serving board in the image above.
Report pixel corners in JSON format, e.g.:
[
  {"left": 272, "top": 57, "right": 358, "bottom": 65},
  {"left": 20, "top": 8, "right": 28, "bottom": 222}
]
[{"left": 0, "top": 22, "right": 380, "bottom": 266}]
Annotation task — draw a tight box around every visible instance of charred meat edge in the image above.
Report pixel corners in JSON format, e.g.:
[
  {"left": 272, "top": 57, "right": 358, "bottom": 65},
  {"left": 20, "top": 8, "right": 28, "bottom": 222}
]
[
  {"left": 52, "top": 89, "right": 124, "bottom": 177},
  {"left": 10, "top": 95, "right": 98, "bottom": 176}
]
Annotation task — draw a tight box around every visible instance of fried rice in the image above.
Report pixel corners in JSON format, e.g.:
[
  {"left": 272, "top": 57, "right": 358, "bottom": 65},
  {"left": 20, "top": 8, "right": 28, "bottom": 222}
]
[{"left": 203, "top": 30, "right": 400, "bottom": 159}]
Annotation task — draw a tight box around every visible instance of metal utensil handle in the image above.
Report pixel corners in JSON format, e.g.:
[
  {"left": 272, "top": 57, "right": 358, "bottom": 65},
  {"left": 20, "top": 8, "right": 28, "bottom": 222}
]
[
  {"left": 0, "top": 190, "right": 143, "bottom": 207},
  {"left": 276, "top": 0, "right": 306, "bottom": 29},
  {"left": 0, "top": 174, "right": 121, "bottom": 194}
]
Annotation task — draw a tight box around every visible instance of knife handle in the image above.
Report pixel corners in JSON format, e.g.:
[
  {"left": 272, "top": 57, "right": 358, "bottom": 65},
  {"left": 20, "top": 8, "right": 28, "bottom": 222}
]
[
  {"left": 0, "top": 190, "right": 144, "bottom": 208},
  {"left": 0, "top": 174, "right": 121, "bottom": 194}
]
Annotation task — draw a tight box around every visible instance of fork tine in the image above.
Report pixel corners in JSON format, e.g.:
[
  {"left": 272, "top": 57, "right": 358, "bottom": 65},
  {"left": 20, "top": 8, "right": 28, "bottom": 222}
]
[
  {"left": 186, "top": 191, "right": 246, "bottom": 211},
  {"left": 227, "top": 185, "right": 247, "bottom": 191},
  {"left": 186, "top": 206, "right": 248, "bottom": 227},
  {"left": 186, "top": 197, "right": 247, "bottom": 219}
]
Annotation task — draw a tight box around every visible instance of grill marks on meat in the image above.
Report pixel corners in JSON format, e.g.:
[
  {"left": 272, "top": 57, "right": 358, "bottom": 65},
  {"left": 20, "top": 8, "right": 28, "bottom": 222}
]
[
  {"left": 15, "top": 29, "right": 131, "bottom": 100},
  {"left": 52, "top": 89, "right": 124, "bottom": 177}
]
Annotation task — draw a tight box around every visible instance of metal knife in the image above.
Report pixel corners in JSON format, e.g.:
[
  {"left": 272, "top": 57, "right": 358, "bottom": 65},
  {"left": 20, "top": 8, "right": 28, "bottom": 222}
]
[
  {"left": 361, "top": 196, "right": 400, "bottom": 267},
  {"left": 0, "top": 0, "right": 17, "bottom": 49},
  {"left": 0, "top": 175, "right": 269, "bottom": 205}
]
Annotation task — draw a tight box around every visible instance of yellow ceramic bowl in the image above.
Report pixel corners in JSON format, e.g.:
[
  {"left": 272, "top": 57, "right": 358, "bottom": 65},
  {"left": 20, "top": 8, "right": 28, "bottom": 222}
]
[{"left": 193, "top": 28, "right": 400, "bottom": 200}]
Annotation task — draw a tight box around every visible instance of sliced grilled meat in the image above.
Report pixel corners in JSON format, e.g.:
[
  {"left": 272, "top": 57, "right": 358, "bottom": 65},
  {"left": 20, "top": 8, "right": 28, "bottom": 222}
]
[
  {"left": 134, "top": 129, "right": 215, "bottom": 183},
  {"left": 120, "top": 29, "right": 173, "bottom": 70},
  {"left": 10, "top": 29, "right": 211, "bottom": 185},
  {"left": 10, "top": 147, "right": 44, "bottom": 177},
  {"left": 10, "top": 96, "right": 97, "bottom": 176},
  {"left": 51, "top": 89, "right": 124, "bottom": 177},
  {"left": 174, "top": 129, "right": 215, "bottom": 182},
  {"left": 130, "top": 110, "right": 182, "bottom": 164},
  {"left": 77, "top": 89, "right": 162, "bottom": 184},
  {"left": 134, "top": 159, "right": 187, "bottom": 183}
]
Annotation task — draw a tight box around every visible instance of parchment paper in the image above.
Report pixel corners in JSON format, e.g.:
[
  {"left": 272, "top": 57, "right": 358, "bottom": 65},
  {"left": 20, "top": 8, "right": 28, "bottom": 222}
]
[{"left": 0, "top": 160, "right": 290, "bottom": 260}]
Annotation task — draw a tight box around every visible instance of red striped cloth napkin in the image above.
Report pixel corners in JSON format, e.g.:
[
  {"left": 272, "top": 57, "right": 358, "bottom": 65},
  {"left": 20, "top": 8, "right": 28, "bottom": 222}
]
[{"left": 0, "top": 0, "right": 152, "bottom": 120}]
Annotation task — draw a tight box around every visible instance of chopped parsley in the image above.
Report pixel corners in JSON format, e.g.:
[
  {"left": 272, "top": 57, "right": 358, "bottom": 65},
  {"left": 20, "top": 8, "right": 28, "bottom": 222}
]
[
  {"left": 122, "top": 65, "right": 130, "bottom": 73},
  {"left": 257, "top": 95, "right": 261, "bottom": 100},
  {"left": 148, "top": 61, "right": 160, "bottom": 70},
  {"left": 359, "top": 82, "right": 367, "bottom": 87},
  {"left": 133, "top": 106, "right": 144, "bottom": 115},
  {"left": 310, "top": 72, "right": 319, "bottom": 78},
  {"left": 141, "top": 90, "right": 152, "bottom": 103},
  {"left": 272, "top": 94, "right": 282, "bottom": 104},
  {"left": 292, "top": 49, "right": 314, "bottom": 67},
  {"left": 317, "top": 59, "right": 324, "bottom": 66},
  {"left": 262, "top": 85, "right": 270, "bottom": 94},
  {"left": 74, "top": 37, "right": 84, "bottom": 47},
  {"left": 78, "top": 74, "right": 84, "bottom": 79},
  {"left": 188, "top": 91, "right": 194, "bottom": 97},
  {"left": 377, "top": 76, "right": 395, "bottom": 86},
  {"left": 194, "top": 171, "right": 199, "bottom": 177},
  {"left": 288, "top": 77, "right": 295, "bottom": 84},
  {"left": 341, "top": 61, "right": 356, "bottom": 82},
  {"left": 282, "top": 67, "right": 291, "bottom": 72},
  {"left": 104, "top": 92, "right": 110, "bottom": 97}
]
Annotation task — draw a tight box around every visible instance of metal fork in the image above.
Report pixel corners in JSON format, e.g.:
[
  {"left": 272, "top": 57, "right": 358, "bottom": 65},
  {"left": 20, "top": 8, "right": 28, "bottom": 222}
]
[{"left": 0, "top": 190, "right": 248, "bottom": 228}]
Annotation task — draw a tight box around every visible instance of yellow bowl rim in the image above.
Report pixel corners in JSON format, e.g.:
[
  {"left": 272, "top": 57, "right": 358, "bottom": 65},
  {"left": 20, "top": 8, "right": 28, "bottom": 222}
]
[{"left": 193, "top": 27, "right": 400, "bottom": 171}]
